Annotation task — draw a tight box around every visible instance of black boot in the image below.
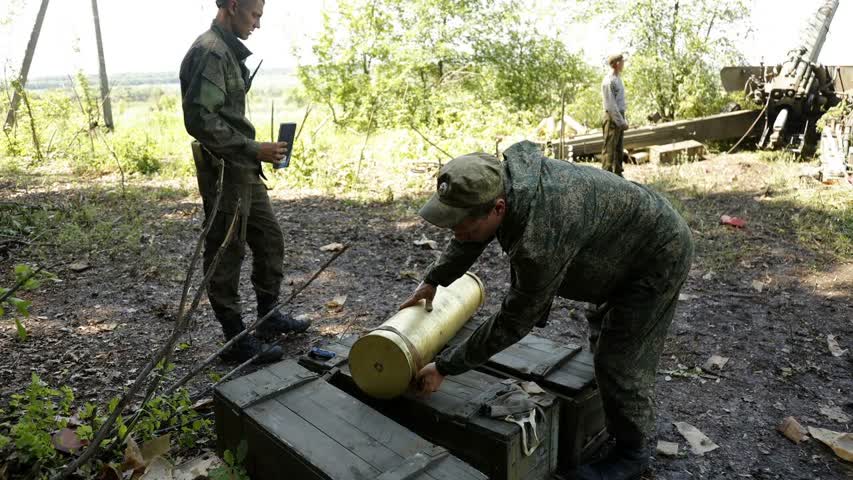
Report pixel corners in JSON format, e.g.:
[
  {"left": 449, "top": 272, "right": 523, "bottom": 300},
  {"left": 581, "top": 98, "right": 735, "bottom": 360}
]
[
  {"left": 573, "top": 444, "right": 650, "bottom": 480},
  {"left": 220, "top": 334, "right": 284, "bottom": 364},
  {"left": 217, "top": 315, "right": 283, "bottom": 364},
  {"left": 256, "top": 294, "right": 310, "bottom": 338}
]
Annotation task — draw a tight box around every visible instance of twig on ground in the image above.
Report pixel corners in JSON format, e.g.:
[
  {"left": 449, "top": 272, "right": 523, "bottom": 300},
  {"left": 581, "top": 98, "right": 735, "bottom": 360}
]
[
  {"left": 163, "top": 245, "right": 350, "bottom": 396},
  {"left": 121, "top": 159, "right": 226, "bottom": 436},
  {"left": 52, "top": 194, "right": 241, "bottom": 480}
]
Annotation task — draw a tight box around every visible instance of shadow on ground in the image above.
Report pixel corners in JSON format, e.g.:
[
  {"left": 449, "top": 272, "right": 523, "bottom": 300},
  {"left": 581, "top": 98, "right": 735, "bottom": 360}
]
[{"left": 0, "top": 163, "right": 850, "bottom": 478}]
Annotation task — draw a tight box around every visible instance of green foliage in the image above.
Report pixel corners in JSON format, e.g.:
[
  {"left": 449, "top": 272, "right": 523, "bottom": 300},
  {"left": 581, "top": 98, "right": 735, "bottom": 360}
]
[
  {"left": 115, "top": 132, "right": 163, "bottom": 174},
  {"left": 4, "top": 374, "right": 72, "bottom": 465},
  {"left": 587, "top": 0, "right": 748, "bottom": 123},
  {"left": 1, "top": 264, "right": 53, "bottom": 341},
  {"left": 210, "top": 441, "right": 250, "bottom": 480},
  {"left": 0, "top": 374, "right": 214, "bottom": 478},
  {"left": 299, "top": 0, "right": 589, "bottom": 134}
]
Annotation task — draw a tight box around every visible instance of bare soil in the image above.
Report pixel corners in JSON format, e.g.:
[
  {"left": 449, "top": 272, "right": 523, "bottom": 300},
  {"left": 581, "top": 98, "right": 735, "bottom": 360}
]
[{"left": 1, "top": 153, "right": 851, "bottom": 479}]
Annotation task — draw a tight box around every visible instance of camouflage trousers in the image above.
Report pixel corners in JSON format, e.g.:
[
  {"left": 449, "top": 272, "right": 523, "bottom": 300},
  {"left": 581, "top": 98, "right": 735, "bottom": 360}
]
[
  {"left": 195, "top": 149, "right": 284, "bottom": 337},
  {"left": 587, "top": 220, "right": 694, "bottom": 448},
  {"left": 601, "top": 115, "right": 625, "bottom": 176}
]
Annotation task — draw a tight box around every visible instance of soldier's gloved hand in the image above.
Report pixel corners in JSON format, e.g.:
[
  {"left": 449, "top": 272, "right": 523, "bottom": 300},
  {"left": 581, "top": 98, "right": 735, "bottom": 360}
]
[
  {"left": 257, "top": 141, "right": 289, "bottom": 163},
  {"left": 413, "top": 362, "right": 445, "bottom": 397},
  {"left": 399, "top": 282, "right": 436, "bottom": 312}
]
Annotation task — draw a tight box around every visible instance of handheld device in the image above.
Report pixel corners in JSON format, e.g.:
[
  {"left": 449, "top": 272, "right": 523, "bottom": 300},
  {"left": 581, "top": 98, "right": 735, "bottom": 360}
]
[
  {"left": 275, "top": 122, "right": 296, "bottom": 169},
  {"left": 308, "top": 347, "right": 337, "bottom": 361}
]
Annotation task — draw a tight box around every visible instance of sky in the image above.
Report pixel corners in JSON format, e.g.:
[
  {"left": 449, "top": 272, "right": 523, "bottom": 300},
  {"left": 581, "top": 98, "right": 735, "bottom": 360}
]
[{"left": 0, "top": 0, "right": 851, "bottom": 80}]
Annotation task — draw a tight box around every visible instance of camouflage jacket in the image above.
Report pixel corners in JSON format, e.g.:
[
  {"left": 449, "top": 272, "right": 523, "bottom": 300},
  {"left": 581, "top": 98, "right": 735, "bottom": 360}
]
[
  {"left": 425, "top": 141, "right": 690, "bottom": 376},
  {"left": 180, "top": 22, "right": 262, "bottom": 185}
]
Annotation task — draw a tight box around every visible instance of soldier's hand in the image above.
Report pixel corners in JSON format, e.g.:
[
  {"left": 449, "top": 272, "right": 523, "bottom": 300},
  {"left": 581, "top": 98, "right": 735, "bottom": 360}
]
[
  {"left": 413, "top": 363, "right": 445, "bottom": 397},
  {"left": 399, "top": 282, "right": 437, "bottom": 312},
  {"left": 257, "top": 141, "right": 289, "bottom": 163}
]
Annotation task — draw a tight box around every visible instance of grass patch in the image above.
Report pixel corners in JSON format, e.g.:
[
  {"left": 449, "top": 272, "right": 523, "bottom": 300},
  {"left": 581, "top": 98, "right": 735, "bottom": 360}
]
[{"left": 641, "top": 154, "right": 853, "bottom": 269}]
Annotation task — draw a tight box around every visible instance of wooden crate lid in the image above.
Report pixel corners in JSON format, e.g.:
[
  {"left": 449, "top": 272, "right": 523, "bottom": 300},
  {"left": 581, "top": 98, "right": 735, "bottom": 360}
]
[{"left": 216, "top": 360, "right": 486, "bottom": 480}]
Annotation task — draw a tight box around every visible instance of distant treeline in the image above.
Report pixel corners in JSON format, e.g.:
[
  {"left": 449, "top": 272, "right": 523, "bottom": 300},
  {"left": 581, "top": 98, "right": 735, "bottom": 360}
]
[{"left": 24, "top": 68, "right": 296, "bottom": 91}]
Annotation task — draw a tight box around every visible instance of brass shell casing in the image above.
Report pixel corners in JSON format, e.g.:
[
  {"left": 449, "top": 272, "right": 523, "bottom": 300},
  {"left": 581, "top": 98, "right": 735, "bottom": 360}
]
[{"left": 349, "top": 273, "right": 486, "bottom": 399}]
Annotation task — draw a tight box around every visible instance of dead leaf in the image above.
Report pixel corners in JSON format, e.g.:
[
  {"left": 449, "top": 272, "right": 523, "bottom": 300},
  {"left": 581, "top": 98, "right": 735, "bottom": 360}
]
[
  {"left": 808, "top": 426, "right": 853, "bottom": 462},
  {"left": 320, "top": 243, "right": 345, "bottom": 252},
  {"left": 398, "top": 270, "right": 420, "bottom": 281},
  {"left": 702, "top": 355, "right": 729, "bottom": 372},
  {"left": 656, "top": 440, "right": 679, "bottom": 457},
  {"left": 777, "top": 416, "right": 808, "bottom": 444},
  {"left": 326, "top": 295, "right": 347, "bottom": 311},
  {"left": 140, "top": 434, "right": 171, "bottom": 464},
  {"left": 413, "top": 235, "right": 439, "bottom": 250},
  {"left": 820, "top": 405, "right": 852, "bottom": 424},
  {"left": 98, "top": 464, "right": 122, "bottom": 480},
  {"left": 751, "top": 280, "right": 765, "bottom": 293},
  {"left": 139, "top": 457, "right": 174, "bottom": 480},
  {"left": 720, "top": 215, "right": 746, "bottom": 228},
  {"left": 52, "top": 428, "right": 86, "bottom": 453},
  {"left": 674, "top": 421, "right": 719, "bottom": 455},
  {"left": 678, "top": 293, "right": 695, "bottom": 301},
  {"left": 173, "top": 452, "right": 224, "bottom": 480},
  {"left": 122, "top": 436, "right": 146, "bottom": 473},
  {"left": 827, "top": 334, "right": 847, "bottom": 357},
  {"left": 69, "top": 262, "right": 91, "bottom": 273}
]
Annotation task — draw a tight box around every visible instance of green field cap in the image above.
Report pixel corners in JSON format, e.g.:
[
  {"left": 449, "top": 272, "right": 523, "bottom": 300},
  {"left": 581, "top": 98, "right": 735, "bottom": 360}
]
[{"left": 419, "top": 152, "right": 504, "bottom": 228}]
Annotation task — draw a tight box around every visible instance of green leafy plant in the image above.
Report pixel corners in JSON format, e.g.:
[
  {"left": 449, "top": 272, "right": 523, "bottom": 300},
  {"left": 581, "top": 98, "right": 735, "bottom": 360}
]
[
  {"left": 1, "top": 264, "right": 54, "bottom": 341},
  {"left": 210, "top": 441, "right": 250, "bottom": 480}
]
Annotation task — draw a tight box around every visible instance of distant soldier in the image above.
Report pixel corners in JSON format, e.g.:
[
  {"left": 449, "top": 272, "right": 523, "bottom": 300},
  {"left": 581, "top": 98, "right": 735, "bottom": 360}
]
[
  {"left": 180, "top": 0, "right": 308, "bottom": 364},
  {"left": 602, "top": 53, "right": 628, "bottom": 176},
  {"left": 402, "top": 141, "right": 694, "bottom": 480}
]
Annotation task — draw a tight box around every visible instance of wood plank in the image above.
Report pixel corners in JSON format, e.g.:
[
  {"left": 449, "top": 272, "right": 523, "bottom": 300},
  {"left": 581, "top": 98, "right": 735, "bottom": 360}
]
[{"left": 246, "top": 391, "right": 381, "bottom": 479}]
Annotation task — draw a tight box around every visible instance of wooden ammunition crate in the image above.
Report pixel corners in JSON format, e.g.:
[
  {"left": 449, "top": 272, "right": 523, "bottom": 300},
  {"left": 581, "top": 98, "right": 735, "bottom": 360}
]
[
  {"left": 213, "top": 359, "right": 487, "bottom": 480},
  {"left": 449, "top": 322, "right": 608, "bottom": 470},
  {"left": 300, "top": 337, "right": 561, "bottom": 480}
]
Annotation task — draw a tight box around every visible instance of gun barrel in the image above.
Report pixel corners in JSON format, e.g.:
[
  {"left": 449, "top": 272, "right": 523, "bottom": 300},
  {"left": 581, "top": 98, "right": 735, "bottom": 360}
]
[{"left": 798, "top": 0, "right": 838, "bottom": 65}]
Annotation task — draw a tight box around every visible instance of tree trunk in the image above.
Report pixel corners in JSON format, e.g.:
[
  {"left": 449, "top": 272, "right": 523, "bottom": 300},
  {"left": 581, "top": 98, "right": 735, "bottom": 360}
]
[
  {"left": 91, "top": 0, "right": 114, "bottom": 130},
  {"left": 4, "top": 0, "right": 50, "bottom": 130}
]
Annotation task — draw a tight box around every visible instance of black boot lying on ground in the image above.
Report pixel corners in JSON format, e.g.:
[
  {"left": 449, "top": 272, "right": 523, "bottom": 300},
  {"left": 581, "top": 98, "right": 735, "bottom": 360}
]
[
  {"left": 219, "top": 334, "right": 284, "bottom": 364},
  {"left": 572, "top": 444, "right": 650, "bottom": 480}
]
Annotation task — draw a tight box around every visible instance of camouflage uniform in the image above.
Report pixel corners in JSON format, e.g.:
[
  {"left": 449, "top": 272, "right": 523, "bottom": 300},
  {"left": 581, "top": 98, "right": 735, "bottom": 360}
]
[
  {"left": 180, "top": 22, "right": 284, "bottom": 338},
  {"left": 425, "top": 141, "right": 694, "bottom": 448}
]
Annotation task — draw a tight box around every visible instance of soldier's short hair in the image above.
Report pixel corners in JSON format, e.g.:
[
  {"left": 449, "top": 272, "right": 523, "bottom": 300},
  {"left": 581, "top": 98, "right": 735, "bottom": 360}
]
[
  {"left": 468, "top": 194, "right": 506, "bottom": 219},
  {"left": 216, "top": 0, "right": 264, "bottom": 7}
]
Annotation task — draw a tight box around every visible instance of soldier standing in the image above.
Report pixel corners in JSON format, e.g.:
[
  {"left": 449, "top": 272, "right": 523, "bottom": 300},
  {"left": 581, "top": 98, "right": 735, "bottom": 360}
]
[
  {"left": 402, "top": 141, "right": 694, "bottom": 480},
  {"left": 180, "top": 0, "right": 308, "bottom": 364},
  {"left": 601, "top": 53, "right": 628, "bottom": 176}
]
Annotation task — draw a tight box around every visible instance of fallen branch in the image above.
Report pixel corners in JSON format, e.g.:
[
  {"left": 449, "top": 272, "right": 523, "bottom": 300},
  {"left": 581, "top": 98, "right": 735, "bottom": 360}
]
[
  {"left": 121, "top": 158, "right": 226, "bottom": 437},
  {"left": 164, "top": 244, "right": 350, "bottom": 396},
  {"left": 52, "top": 194, "right": 241, "bottom": 480}
]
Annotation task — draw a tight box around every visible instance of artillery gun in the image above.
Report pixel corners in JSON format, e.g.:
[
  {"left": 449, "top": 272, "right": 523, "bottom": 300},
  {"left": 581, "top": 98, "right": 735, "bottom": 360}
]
[
  {"left": 553, "top": 0, "right": 851, "bottom": 159},
  {"left": 721, "top": 0, "right": 843, "bottom": 156}
]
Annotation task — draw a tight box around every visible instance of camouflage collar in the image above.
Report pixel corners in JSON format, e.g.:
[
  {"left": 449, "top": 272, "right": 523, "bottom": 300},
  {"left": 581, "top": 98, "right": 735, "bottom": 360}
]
[{"left": 210, "top": 21, "right": 252, "bottom": 61}]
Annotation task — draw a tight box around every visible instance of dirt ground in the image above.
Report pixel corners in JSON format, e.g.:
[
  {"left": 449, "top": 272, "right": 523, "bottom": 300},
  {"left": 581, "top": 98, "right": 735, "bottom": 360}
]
[{"left": 1, "top": 153, "right": 851, "bottom": 479}]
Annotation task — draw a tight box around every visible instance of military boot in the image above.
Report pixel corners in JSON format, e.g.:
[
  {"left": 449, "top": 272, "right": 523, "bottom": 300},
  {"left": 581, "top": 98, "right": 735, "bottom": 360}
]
[
  {"left": 255, "top": 293, "right": 310, "bottom": 338},
  {"left": 217, "top": 315, "right": 283, "bottom": 364},
  {"left": 573, "top": 443, "right": 650, "bottom": 480}
]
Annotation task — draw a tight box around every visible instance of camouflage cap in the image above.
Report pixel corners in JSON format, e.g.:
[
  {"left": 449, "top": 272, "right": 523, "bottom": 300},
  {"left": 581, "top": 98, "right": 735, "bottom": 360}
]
[{"left": 418, "top": 152, "right": 504, "bottom": 228}]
